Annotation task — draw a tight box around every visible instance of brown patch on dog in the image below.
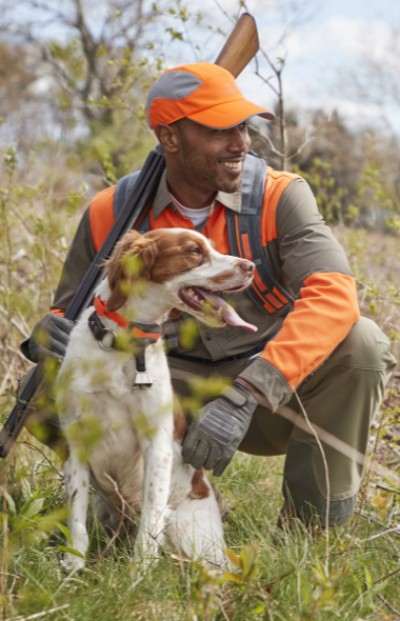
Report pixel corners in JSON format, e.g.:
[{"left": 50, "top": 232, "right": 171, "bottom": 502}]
[
  {"left": 169, "top": 308, "right": 181, "bottom": 320},
  {"left": 173, "top": 413, "right": 187, "bottom": 442},
  {"left": 188, "top": 469, "right": 210, "bottom": 500},
  {"left": 143, "top": 230, "right": 210, "bottom": 284},
  {"left": 209, "top": 269, "right": 240, "bottom": 286},
  {"left": 173, "top": 396, "right": 187, "bottom": 441},
  {"left": 105, "top": 230, "right": 158, "bottom": 311},
  {"left": 104, "top": 229, "right": 209, "bottom": 311}
]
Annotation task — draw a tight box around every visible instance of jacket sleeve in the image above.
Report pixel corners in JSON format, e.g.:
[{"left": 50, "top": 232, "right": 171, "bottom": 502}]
[
  {"left": 239, "top": 177, "right": 360, "bottom": 411},
  {"left": 50, "top": 207, "right": 97, "bottom": 314}
]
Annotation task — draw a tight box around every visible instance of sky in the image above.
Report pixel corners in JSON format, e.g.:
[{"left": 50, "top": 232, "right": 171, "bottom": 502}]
[
  {"left": 7, "top": 0, "right": 400, "bottom": 137},
  {"left": 233, "top": 0, "right": 400, "bottom": 135},
  {"left": 159, "top": 0, "right": 400, "bottom": 137}
]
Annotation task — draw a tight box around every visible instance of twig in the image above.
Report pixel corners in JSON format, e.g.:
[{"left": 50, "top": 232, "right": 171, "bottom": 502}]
[
  {"left": 4, "top": 603, "right": 69, "bottom": 621},
  {"left": 377, "top": 593, "right": 400, "bottom": 616},
  {"left": 93, "top": 473, "right": 130, "bottom": 563},
  {"left": 22, "top": 442, "right": 63, "bottom": 479},
  {"left": 293, "top": 390, "right": 331, "bottom": 573},
  {"left": 0, "top": 356, "right": 16, "bottom": 397},
  {"left": 0, "top": 304, "right": 30, "bottom": 339},
  {"left": 376, "top": 483, "right": 400, "bottom": 495},
  {"left": 358, "top": 525, "right": 400, "bottom": 543}
]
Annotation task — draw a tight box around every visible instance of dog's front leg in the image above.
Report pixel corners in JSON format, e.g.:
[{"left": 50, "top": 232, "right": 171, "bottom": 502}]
[
  {"left": 62, "top": 452, "right": 90, "bottom": 572},
  {"left": 134, "top": 427, "right": 173, "bottom": 566}
]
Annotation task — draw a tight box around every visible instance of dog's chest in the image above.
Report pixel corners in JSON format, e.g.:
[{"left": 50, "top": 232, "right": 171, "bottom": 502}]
[{"left": 111, "top": 341, "right": 171, "bottom": 400}]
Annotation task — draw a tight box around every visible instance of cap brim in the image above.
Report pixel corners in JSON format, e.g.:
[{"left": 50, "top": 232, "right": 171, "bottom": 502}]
[{"left": 186, "top": 97, "right": 275, "bottom": 128}]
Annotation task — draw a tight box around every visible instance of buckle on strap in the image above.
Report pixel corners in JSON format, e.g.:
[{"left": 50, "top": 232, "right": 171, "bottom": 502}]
[
  {"left": 88, "top": 312, "right": 117, "bottom": 351},
  {"left": 87, "top": 311, "right": 155, "bottom": 388}
]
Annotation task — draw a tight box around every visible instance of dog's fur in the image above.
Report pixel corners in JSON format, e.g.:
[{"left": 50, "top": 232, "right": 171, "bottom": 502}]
[{"left": 57, "top": 228, "right": 255, "bottom": 570}]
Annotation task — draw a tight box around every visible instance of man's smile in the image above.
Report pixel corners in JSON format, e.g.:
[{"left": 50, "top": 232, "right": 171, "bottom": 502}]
[{"left": 219, "top": 158, "right": 244, "bottom": 175}]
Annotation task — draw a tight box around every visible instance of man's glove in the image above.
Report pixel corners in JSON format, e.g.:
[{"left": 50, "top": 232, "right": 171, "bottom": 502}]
[
  {"left": 182, "top": 381, "right": 258, "bottom": 476},
  {"left": 20, "top": 314, "right": 75, "bottom": 363}
]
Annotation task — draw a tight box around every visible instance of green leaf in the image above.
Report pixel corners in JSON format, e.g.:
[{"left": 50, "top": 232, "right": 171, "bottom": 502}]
[
  {"left": 57, "top": 523, "right": 73, "bottom": 545},
  {"left": 225, "top": 548, "right": 241, "bottom": 568},
  {"left": 57, "top": 545, "right": 85, "bottom": 559},
  {"left": 220, "top": 572, "right": 244, "bottom": 584},
  {"left": 2, "top": 489, "right": 17, "bottom": 515},
  {"left": 20, "top": 497, "right": 45, "bottom": 520}
]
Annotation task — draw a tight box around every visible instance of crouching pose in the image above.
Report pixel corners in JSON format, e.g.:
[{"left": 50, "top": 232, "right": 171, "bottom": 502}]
[{"left": 22, "top": 63, "right": 396, "bottom": 534}]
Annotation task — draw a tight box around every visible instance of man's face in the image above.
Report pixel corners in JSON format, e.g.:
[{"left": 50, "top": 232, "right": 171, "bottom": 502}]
[{"left": 171, "top": 118, "right": 251, "bottom": 200}]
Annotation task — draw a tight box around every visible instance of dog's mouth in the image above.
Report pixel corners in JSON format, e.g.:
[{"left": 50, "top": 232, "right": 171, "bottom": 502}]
[{"left": 178, "top": 286, "right": 257, "bottom": 332}]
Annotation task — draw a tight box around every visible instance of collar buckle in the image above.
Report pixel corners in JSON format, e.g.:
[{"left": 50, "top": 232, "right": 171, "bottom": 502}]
[{"left": 98, "top": 329, "right": 117, "bottom": 351}]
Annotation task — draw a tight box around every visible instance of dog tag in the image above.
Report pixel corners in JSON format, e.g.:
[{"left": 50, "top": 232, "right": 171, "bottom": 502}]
[
  {"left": 133, "top": 348, "right": 153, "bottom": 389},
  {"left": 133, "top": 371, "right": 154, "bottom": 389}
]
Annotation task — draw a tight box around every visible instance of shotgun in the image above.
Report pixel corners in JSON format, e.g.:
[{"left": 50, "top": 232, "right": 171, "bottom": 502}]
[{"left": 0, "top": 12, "right": 260, "bottom": 458}]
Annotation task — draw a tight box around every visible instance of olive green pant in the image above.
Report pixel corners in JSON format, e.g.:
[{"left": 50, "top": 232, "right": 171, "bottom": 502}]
[{"left": 168, "top": 317, "right": 397, "bottom": 525}]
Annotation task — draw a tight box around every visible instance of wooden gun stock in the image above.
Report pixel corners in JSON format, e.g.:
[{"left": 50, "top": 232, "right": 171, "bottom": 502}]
[{"left": 215, "top": 13, "right": 259, "bottom": 77}]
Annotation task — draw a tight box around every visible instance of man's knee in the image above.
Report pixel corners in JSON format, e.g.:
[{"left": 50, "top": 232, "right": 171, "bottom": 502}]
[{"left": 333, "top": 317, "right": 396, "bottom": 373}]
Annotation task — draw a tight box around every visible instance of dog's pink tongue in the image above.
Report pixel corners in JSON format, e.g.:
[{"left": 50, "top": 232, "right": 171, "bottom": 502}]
[
  {"left": 221, "top": 303, "right": 258, "bottom": 332},
  {"left": 201, "top": 290, "right": 258, "bottom": 332}
]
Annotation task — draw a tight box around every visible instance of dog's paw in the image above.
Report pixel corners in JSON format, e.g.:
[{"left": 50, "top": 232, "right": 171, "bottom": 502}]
[
  {"left": 133, "top": 534, "right": 162, "bottom": 570},
  {"left": 60, "top": 553, "right": 86, "bottom": 574}
]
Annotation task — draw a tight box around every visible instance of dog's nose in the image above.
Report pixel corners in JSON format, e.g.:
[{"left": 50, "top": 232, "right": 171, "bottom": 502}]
[{"left": 238, "top": 258, "right": 255, "bottom": 275}]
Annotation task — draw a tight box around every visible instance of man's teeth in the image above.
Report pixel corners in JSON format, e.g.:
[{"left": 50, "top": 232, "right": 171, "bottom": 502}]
[{"left": 223, "top": 161, "right": 241, "bottom": 170}]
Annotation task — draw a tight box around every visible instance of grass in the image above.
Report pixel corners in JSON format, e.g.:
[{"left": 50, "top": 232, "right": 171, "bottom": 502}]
[
  {"left": 1, "top": 433, "right": 399, "bottom": 621},
  {"left": 0, "top": 171, "right": 399, "bottom": 620}
]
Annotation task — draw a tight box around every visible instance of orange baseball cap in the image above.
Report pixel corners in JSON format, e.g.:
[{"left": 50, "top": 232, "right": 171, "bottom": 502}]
[{"left": 146, "top": 62, "right": 275, "bottom": 129}]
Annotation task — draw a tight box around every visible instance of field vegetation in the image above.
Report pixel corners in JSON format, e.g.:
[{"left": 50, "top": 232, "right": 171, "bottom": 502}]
[{"left": 0, "top": 1, "right": 399, "bottom": 619}]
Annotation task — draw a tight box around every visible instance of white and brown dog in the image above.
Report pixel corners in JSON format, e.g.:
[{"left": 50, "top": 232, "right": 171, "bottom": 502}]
[{"left": 57, "top": 228, "right": 256, "bottom": 571}]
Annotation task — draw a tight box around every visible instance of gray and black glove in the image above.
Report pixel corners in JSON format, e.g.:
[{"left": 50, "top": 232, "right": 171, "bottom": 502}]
[
  {"left": 20, "top": 314, "right": 75, "bottom": 363},
  {"left": 181, "top": 382, "right": 258, "bottom": 476}
]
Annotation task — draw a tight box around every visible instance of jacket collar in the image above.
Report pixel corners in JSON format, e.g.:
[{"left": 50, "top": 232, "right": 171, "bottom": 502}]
[{"left": 152, "top": 170, "right": 242, "bottom": 218}]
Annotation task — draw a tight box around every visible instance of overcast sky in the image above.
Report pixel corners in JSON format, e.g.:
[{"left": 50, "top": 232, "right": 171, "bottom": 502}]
[
  {"left": 158, "top": 0, "right": 400, "bottom": 136},
  {"left": 233, "top": 0, "right": 400, "bottom": 135},
  {"left": 9, "top": 0, "right": 400, "bottom": 136}
]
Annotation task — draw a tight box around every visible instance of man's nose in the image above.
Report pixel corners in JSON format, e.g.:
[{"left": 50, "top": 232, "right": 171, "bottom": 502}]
[{"left": 228, "top": 126, "right": 250, "bottom": 151}]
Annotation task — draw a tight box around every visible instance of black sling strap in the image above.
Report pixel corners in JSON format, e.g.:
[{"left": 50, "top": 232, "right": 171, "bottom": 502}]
[{"left": 114, "top": 170, "right": 151, "bottom": 233}]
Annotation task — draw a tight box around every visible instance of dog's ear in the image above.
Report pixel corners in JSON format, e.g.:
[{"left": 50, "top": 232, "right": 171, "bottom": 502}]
[
  {"left": 105, "top": 230, "right": 157, "bottom": 311},
  {"left": 169, "top": 308, "right": 182, "bottom": 320}
]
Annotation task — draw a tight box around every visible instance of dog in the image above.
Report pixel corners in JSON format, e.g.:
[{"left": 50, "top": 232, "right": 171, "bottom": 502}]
[{"left": 56, "top": 227, "right": 256, "bottom": 571}]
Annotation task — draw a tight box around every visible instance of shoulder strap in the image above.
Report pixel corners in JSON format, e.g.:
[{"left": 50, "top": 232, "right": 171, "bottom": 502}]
[
  {"left": 226, "top": 153, "right": 294, "bottom": 317},
  {"left": 114, "top": 171, "right": 151, "bottom": 233}
]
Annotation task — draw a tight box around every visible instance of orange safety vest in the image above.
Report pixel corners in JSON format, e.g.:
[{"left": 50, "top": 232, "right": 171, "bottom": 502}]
[{"left": 89, "top": 153, "right": 299, "bottom": 317}]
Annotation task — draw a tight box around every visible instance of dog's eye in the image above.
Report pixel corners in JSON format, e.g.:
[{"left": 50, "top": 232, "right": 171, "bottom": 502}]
[{"left": 187, "top": 245, "right": 203, "bottom": 256}]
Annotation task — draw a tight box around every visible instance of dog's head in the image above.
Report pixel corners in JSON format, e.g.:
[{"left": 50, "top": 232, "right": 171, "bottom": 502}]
[{"left": 104, "top": 228, "right": 257, "bottom": 331}]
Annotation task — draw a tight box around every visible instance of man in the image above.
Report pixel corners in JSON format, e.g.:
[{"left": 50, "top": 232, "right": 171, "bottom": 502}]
[{"left": 22, "top": 62, "right": 396, "bottom": 527}]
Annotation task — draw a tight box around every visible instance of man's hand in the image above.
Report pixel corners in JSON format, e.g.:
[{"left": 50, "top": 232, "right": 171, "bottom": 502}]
[
  {"left": 182, "top": 381, "right": 258, "bottom": 476},
  {"left": 21, "top": 314, "right": 75, "bottom": 363}
]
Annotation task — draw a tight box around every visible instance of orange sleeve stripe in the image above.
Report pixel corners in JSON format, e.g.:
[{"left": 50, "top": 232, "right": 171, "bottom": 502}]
[
  {"left": 241, "top": 232, "right": 253, "bottom": 261},
  {"left": 272, "top": 286, "right": 289, "bottom": 305},
  {"left": 265, "top": 291, "right": 284, "bottom": 309},
  {"left": 50, "top": 309, "right": 65, "bottom": 317},
  {"left": 89, "top": 185, "right": 117, "bottom": 252},
  {"left": 259, "top": 272, "right": 360, "bottom": 388},
  {"left": 261, "top": 168, "right": 299, "bottom": 244}
]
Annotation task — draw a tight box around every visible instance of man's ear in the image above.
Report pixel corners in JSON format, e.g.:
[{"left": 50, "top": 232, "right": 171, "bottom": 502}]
[{"left": 155, "top": 123, "right": 179, "bottom": 153}]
